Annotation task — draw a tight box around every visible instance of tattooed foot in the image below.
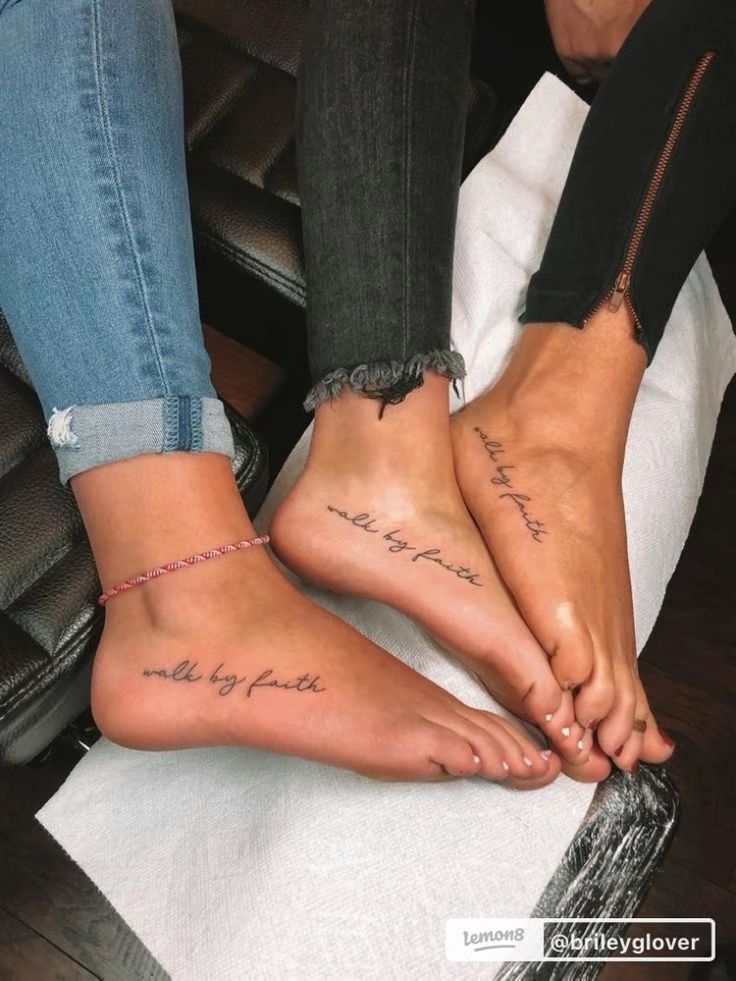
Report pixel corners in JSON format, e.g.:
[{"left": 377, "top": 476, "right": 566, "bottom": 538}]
[
  {"left": 270, "top": 379, "right": 610, "bottom": 783},
  {"left": 451, "top": 312, "right": 676, "bottom": 772},
  {"left": 90, "top": 544, "right": 560, "bottom": 787}
]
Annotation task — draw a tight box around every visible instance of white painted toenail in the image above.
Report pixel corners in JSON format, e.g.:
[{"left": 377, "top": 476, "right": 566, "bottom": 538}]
[
  {"left": 561, "top": 726, "right": 571, "bottom": 737},
  {"left": 501, "top": 760, "right": 510, "bottom": 771},
  {"left": 544, "top": 713, "right": 553, "bottom": 722},
  {"left": 523, "top": 756, "right": 533, "bottom": 767},
  {"left": 472, "top": 755, "right": 481, "bottom": 764},
  {"left": 577, "top": 739, "right": 584, "bottom": 751},
  {"left": 540, "top": 750, "right": 552, "bottom": 760}
]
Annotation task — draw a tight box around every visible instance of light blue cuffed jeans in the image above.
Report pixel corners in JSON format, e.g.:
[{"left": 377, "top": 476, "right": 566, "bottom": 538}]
[{"left": 0, "top": 0, "right": 234, "bottom": 484}]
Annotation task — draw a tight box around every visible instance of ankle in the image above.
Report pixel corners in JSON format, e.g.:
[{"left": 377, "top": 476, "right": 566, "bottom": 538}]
[
  {"left": 482, "top": 310, "right": 646, "bottom": 449},
  {"left": 309, "top": 372, "right": 455, "bottom": 480},
  {"left": 101, "top": 545, "right": 277, "bottom": 640}
]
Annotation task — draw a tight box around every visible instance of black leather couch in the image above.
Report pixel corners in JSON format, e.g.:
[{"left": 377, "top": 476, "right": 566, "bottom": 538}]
[{"left": 0, "top": 0, "right": 497, "bottom": 765}]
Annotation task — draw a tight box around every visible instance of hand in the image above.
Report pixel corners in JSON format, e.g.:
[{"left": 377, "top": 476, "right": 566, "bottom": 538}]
[{"left": 544, "top": 0, "right": 652, "bottom": 84}]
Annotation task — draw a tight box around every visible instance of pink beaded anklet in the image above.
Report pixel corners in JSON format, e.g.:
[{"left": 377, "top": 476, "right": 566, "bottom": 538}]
[{"left": 97, "top": 535, "right": 270, "bottom": 606}]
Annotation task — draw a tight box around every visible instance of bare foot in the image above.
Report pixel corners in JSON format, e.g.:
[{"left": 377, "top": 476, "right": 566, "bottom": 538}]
[
  {"left": 85, "top": 453, "right": 559, "bottom": 787},
  {"left": 451, "top": 308, "right": 676, "bottom": 771},
  {"left": 270, "top": 376, "right": 610, "bottom": 783}
]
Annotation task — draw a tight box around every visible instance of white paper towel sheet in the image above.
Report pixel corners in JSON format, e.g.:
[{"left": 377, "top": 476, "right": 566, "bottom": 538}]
[{"left": 38, "top": 74, "right": 736, "bottom": 981}]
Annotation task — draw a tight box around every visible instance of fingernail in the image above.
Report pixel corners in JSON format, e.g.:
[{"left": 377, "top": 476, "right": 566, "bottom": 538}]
[
  {"left": 577, "top": 739, "right": 584, "bottom": 751},
  {"left": 658, "top": 727, "right": 676, "bottom": 749},
  {"left": 544, "top": 713, "right": 553, "bottom": 723},
  {"left": 501, "top": 760, "right": 510, "bottom": 772},
  {"left": 561, "top": 726, "right": 571, "bottom": 737},
  {"left": 540, "top": 749, "right": 552, "bottom": 760},
  {"left": 523, "top": 756, "right": 533, "bottom": 767},
  {"left": 472, "top": 755, "right": 481, "bottom": 764},
  {"left": 614, "top": 745, "right": 624, "bottom": 757},
  {"left": 586, "top": 719, "right": 598, "bottom": 731}
]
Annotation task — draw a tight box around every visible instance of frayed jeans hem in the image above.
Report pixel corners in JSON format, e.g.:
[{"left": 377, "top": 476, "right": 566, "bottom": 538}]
[{"left": 304, "top": 349, "right": 466, "bottom": 413}]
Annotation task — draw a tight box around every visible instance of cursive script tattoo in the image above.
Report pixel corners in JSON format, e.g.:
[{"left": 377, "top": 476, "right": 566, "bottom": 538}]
[
  {"left": 246, "top": 669, "right": 326, "bottom": 698},
  {"left": 142, "top": 659, "right": 203, "bottom": 683},
  {"left": 327, "top": 506, "right": 482, "bottom": 586},
  {"left": 142, "top": 659, "right": 326, "bottom": 698},
  {"left": 325, "top": 507, "right": 380, "bottom": 533},
  {"left": 474, "top": 428, "right": 548, "bottom": 543}
]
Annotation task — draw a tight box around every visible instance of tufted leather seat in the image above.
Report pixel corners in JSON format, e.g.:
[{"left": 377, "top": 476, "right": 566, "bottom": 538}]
[{"left": 0, "top": 0, "right": 497, "bottom": 765}]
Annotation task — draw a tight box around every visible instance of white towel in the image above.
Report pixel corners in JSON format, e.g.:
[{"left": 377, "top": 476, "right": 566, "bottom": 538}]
[{"left": 37, "top": 74, "right": 736, "bottom": 981}]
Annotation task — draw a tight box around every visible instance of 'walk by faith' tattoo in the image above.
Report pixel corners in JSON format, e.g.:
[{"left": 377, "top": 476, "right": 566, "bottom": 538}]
[
  {"left": 142, "top": 660, "right": 326, "bottom": 698},
  {"left": 474, "top": 428, "right": 548, "bottom": 543},
  {"left": 326, "top": 506, "right": 483, "bottom": 586}
]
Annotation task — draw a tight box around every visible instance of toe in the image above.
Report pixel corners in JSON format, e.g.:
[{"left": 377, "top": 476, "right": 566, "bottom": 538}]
[
  {"left": 489, "top": 713, "right": 556, "bottom": 779},
  {"left": 639, "top": 719, "right": 677, "bottom": 763},
  {"left": 518, "top": 669, "right": 564, "bottom": 729},
  {"left": 613, "top": 729, "right": 643, "bottom": 773},
  {"left": 505, "top": 751, "right": 562, "bottom": 790},
  {"left": 539, "top": 693, "right": 592, "bottom": 764},
  {"left": 420, "top": 724, "right": 485, "bottom": 781},
  {"left": 452, "top": 716, "right": 519, "bottom": 782},
  {"left": 571, "top": 653, "right": 616, "bottom": 732},
  {"left": 547, "top": 616, "right": 595, "bottom": 692},
  {"left": 635, "top": 687, "right": 676, "bottom": 764},
  {"left": 455, "top": 710, "right": 552, "bottom": 781},
  {"left": 595, "top": 664, "right": 637, "bottom": 760},
  {"left": 613, "top": 685, "right": 654, "bottom": 771}
]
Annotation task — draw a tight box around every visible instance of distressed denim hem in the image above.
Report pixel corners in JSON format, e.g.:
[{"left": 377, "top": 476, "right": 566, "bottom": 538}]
[
  {"left": 48, "top": 396, "right": 235, "bottom": 484},
  {"left": 304, "top": 349, "right": 466, "bottom": 413}
]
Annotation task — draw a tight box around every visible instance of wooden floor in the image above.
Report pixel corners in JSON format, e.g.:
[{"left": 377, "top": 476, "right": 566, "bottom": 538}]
[{"left": 2, "top": 315, "right": 736, "bottom": 980}]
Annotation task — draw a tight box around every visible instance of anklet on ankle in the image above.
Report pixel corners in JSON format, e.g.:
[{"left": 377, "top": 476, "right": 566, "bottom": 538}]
[{"left": 97, "top": 535, "right": 270, "bottom": 606}]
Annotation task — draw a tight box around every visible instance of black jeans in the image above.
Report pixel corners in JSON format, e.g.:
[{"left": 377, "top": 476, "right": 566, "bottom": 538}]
[{"left": 297, "top": 0, "right": 736, "bottom": 410}]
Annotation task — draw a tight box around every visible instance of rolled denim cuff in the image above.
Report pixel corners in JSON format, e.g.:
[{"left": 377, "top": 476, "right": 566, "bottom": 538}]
[{"left": 47, "top": 396, "right": 235, "bottom": 484}]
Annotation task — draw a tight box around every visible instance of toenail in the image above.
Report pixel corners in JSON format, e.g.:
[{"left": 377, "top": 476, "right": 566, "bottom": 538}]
[
  {"left": 565, "top": 682, "right": 579, "bottom": 692},
  {"left": 614, "top": 745, "right": 624, "bottom": 757},
  {"left": 577, "top": 739, "right": 584, "bottom": 751},
  {"left": 501, "top": 760, "right": 510, "bottom": 771},
  {"left": 472, "top": 754, "right": 481, "bottom": 764},
  {"left": 544, "top": 713, "right": 553, "bottom": 723},
  {"left": 561, "top": 726, "right": 571, "bottom": 737},
  {"left": 630, "top": 761, "right": 639, "bottom": 773},
  {"left": 540, "top": 749, "right": 552, "bottom": 760},
  {"left": 658, "top": 727, "right": 676, "bottom": 749},
  {"left": 586, "top": 719, "right": 599, "bottom": 731},
  {"left": 523, "top": 756, "right": 533, "bottom": 767}
]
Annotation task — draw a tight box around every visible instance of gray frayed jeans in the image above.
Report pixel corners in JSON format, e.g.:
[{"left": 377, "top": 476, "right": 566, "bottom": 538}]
[{"left": 297, "top": 0, "right": 474, "bottom": 413}]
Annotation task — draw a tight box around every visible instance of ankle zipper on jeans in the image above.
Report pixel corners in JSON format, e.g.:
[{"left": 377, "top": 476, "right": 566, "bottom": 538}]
[{"left": 582, "top": 51, "right": 716, "bottom": 334}]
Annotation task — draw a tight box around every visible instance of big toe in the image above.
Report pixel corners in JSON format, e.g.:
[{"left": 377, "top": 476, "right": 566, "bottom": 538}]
[{"left": 405, "top": 722, "right": 485, "bottom": 782}]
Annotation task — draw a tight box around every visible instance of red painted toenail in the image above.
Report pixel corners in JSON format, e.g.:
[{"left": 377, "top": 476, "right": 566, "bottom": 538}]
[
  {"left": 630, "top": 762, "right": 639, "bottom": 773},
  {"left": 658, "top": 727, "right": 676, "bottom": 749},
  {"left": 614, "top": 745, "right": 624, "bottom": 757},
  {"left": 586, "top": 719, "right": 599, "bottom": 731}
]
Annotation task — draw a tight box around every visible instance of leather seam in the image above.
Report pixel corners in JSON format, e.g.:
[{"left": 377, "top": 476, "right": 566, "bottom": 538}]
[{"left": 196, "top": 230, "right": 306, "bottom": 302}]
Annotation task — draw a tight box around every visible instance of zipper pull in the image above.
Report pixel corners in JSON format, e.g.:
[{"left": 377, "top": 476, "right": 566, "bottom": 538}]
[{"left": 609, "top": 272, "right": 629, "bottom": 312}]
